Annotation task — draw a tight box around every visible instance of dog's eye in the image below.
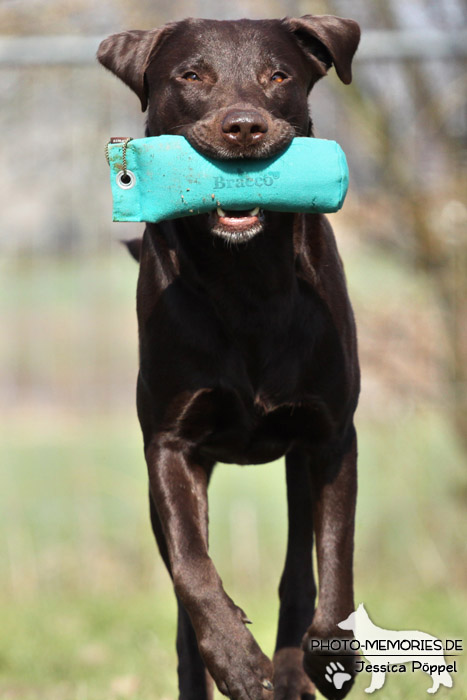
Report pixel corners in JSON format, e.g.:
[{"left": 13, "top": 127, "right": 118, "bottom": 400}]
[
  {"left": 271, "top": 71, "right": 288, "bottom": 83},
  {"left": 182, "top": 71, "right": 201, "bottom": 82}
]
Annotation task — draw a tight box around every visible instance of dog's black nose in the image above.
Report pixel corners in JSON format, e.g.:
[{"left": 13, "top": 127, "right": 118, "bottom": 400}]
[{"left": 221, "top": 109, "right": 268, "bottom": 147}]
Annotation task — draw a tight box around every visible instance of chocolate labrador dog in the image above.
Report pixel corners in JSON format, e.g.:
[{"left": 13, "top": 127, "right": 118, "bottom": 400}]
[{"left": 98, "top": 14, "right": 360, "bottom": 700}]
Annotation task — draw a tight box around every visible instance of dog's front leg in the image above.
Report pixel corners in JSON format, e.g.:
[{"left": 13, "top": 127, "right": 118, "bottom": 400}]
[
  {"left": 302, "top": 434, "right": 358, "bottom": 700},
  {"left": 146, "top": 439, "right": 274, "bottom": 700}
]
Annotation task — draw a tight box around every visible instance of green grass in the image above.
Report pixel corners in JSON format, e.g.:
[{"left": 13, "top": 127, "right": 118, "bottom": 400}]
[
  {"left": 1, "top": 411, "right": 466, "bottom": 699},
  {"left": 1, "top": 253, "right": 466, "bottom": 699},
  {"left": 1, "top": 587, "right": 465, "bottom": 699}
]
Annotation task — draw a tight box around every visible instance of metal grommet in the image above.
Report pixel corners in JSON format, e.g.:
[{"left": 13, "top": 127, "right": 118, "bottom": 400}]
[{"left": 116, "top": 169, "right": 136, "bottom": 189}]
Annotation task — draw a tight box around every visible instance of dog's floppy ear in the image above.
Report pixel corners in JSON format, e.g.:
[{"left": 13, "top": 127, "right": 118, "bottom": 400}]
[
  {"left": 121, "top": 237, "right": 142, "bottom": 262},
  {"left": 284, "top": 14, "right": 360, "bottom": 85},
  {"left": 97, "top": 24, "right": 176, "bottom": 111}
]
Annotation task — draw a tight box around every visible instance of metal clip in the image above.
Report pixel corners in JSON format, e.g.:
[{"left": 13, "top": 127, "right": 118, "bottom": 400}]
[{"left": 105, "top": 137, "right": 135, "bottom": 189}]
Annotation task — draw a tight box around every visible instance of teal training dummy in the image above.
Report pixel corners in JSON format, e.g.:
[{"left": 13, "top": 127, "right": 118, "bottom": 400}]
[{"left": 106, "top": 135, "right": 349, "bottom": 223}]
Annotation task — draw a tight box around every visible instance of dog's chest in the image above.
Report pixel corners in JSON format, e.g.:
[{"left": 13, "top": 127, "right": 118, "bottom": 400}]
[
  {"left": 158, "top": 301, "right": 345, "bottom": 464},
  {"left": 197, "top": 390, "right": 335, "bottom": 465},
  {"left": 141, "top": 248, "right": 349, "bottom": 463}
]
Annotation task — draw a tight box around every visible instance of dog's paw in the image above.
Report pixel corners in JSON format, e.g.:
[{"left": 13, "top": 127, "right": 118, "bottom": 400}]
[
  {"left": 302, "top": 631, "right": 357, "bottom": 700},
  {"left": 273, "top": 648, "right": 315, "bottom": 700},
  {"left": 198, "top": 612, "right": 273, "bottom": 700},
  {"left": 324, "top": 662, "right": 352, "bottom": 691}
]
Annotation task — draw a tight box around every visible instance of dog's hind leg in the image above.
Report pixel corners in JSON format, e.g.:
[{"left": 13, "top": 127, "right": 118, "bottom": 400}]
[
  {"left": 149, "top": 490, "right": 214, "bottom": 700},
  {"left": 176, "top": 598, "right": 215, "bottom": 700},
  {"left": 273, "top": 449, "right": 316, "bottom": 699}
]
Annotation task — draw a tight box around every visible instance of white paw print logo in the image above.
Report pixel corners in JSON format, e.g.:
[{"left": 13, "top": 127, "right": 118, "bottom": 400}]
[{"left": 325, "top": 661, "right": 352, "bottom": 690}]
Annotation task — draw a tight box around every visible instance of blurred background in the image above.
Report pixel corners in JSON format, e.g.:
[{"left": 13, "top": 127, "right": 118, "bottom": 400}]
[{"left": 0, "top": 1, "right": 466, "bottom": 698}]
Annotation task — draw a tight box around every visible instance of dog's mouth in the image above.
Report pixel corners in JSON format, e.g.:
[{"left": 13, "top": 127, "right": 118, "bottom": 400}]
[{"left": 210, "top": 206, "right": 264, "bottom": 243}]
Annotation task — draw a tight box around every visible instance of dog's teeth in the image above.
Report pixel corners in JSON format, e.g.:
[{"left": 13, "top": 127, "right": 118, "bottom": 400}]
[{"left": 216, "top": 206, "right": 260, "bottom": 218}]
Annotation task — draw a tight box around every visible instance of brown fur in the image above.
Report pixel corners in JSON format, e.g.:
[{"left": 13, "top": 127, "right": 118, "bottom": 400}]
[{"left": 99, "top": 14, "right": 361, "bottom": 700}]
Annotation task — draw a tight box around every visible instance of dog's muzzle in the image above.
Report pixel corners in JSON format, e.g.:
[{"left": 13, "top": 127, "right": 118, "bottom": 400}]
[{"left": 210, "top": 206, "right": 265, "bottom": 243}]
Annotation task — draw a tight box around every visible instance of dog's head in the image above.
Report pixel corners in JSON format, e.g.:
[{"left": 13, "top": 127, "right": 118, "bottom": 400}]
[{"left": 98, "top": 16, "right": 359, "bottom": 243}]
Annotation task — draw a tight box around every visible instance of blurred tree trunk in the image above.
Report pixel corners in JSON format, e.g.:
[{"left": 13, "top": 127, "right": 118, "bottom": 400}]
[{"left": 330, "top": 0, "right": 467, "bottom": 450}]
